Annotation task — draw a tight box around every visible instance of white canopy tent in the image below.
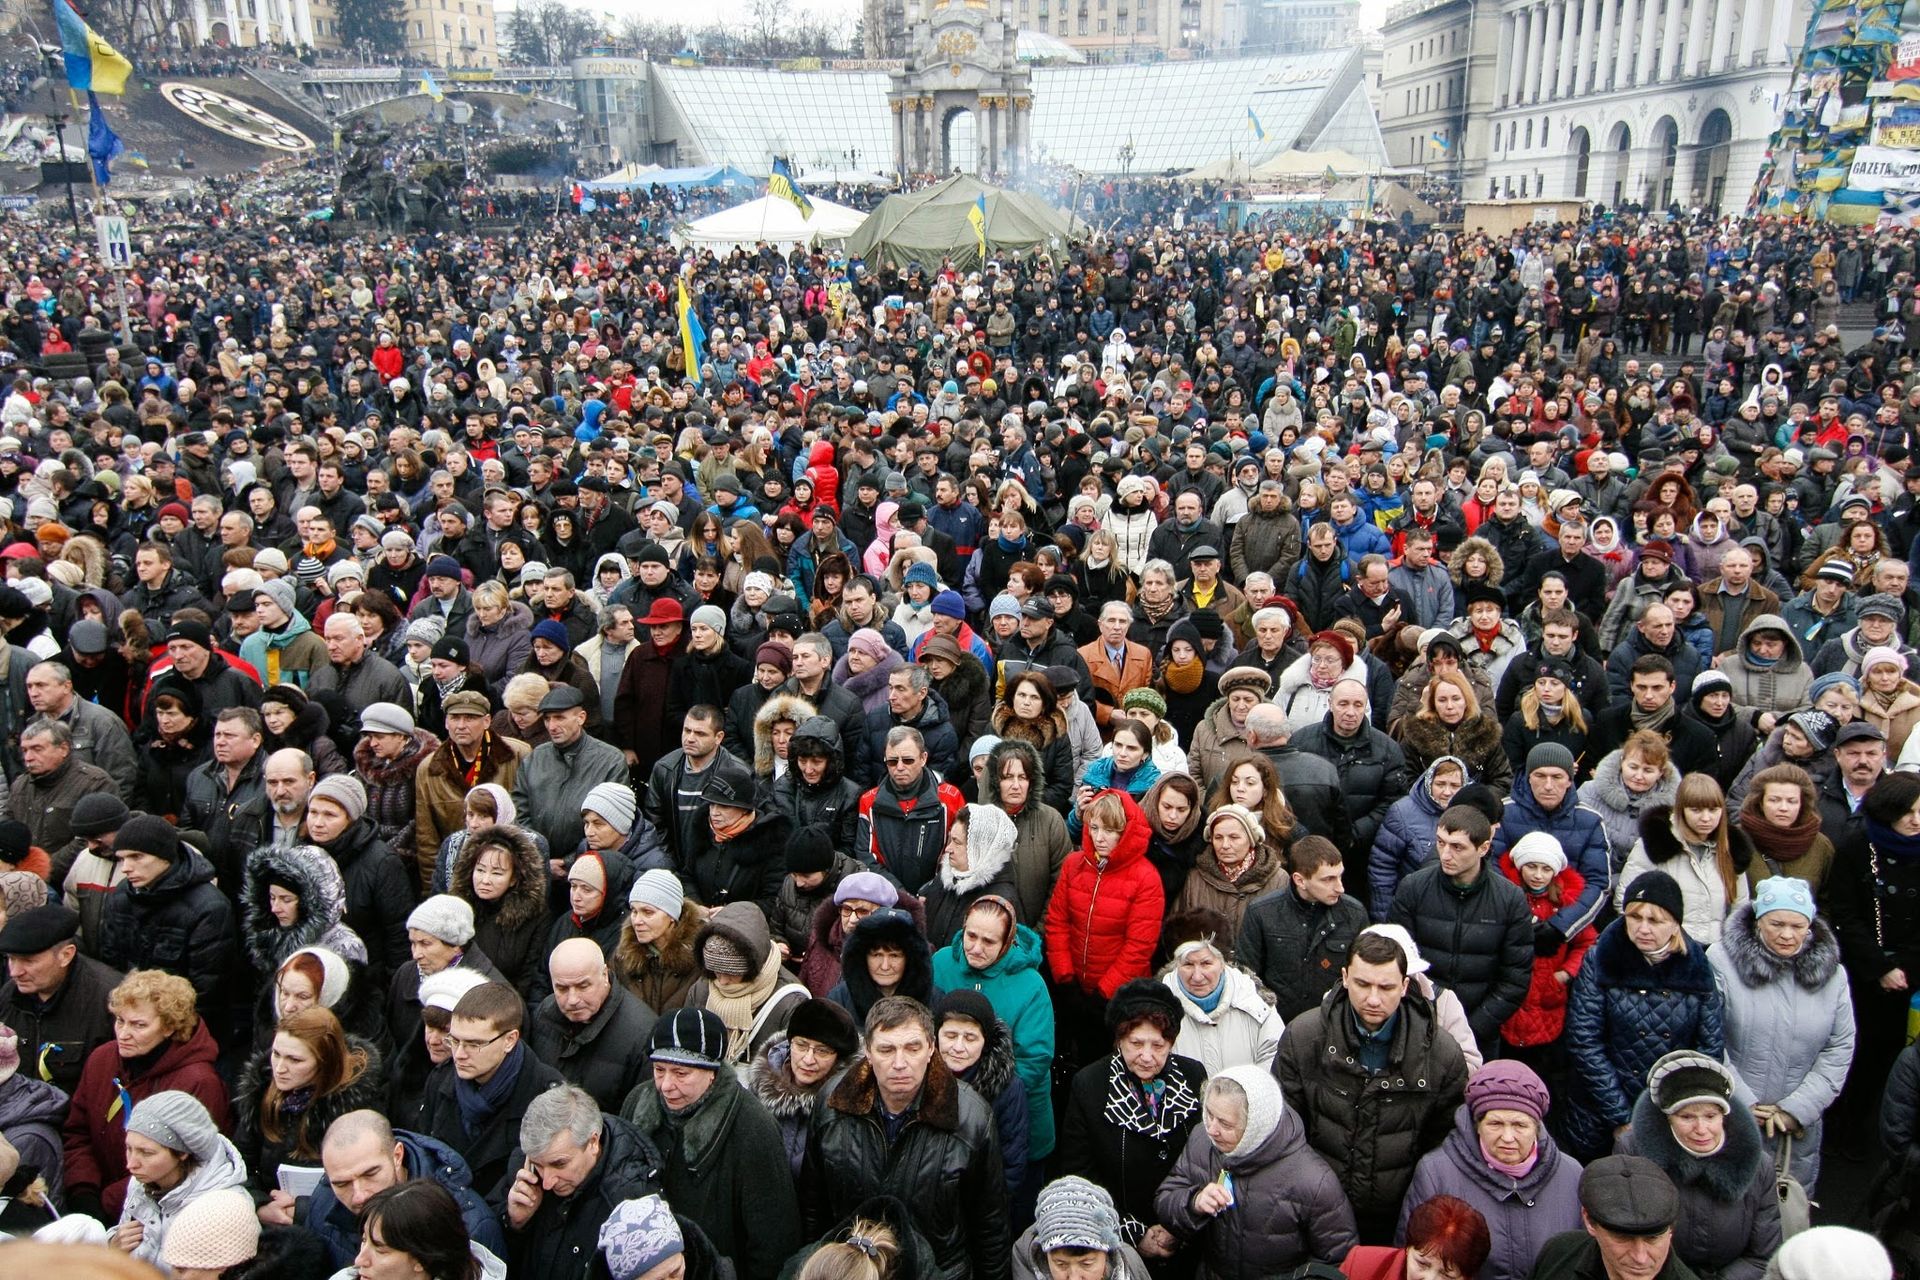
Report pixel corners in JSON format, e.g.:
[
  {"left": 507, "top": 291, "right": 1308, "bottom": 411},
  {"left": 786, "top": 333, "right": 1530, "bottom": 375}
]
[{"left": 669, "top": 193, "right": 867, "bottom": 253}]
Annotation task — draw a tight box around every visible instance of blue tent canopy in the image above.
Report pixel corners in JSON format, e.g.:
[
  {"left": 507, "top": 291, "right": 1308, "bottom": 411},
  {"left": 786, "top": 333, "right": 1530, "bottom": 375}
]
[{"left": 583, "top": 164, "right": 756, "bottom": 192}]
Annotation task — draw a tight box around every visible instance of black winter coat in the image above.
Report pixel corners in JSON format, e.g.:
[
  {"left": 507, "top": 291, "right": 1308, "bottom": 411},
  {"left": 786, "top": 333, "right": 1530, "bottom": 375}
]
[
  {"left": 0, "top": 954, "right": 121, "bottom": 1097},
  {"left": 684, "top": 808, "right": 792, "bottom": 919},
  {"left": 494, "top": 1112, "right": 663, "bottom": 1280},
  {"left": 804, "top": 1057, "right": 1011, "bottom": 1280},
  {"left": 621, "top": 1067, "right": 804, "bottom": 1280},
  {"left": 233, "top": 1037, "right": 387, "bottom": 1198},
  {"left": 320, "top": 816, "right": 415, "bottom": 987},
  {"left": 1236, "top": 887, "right": 1368, "bottom": 1020},
  {"left": 1055, "top": 1052, "right": 1206, "bottom": 1247},
  {"left": 96, "top": 849, "right": 238, "bottom": 1021},
  {"left": 419, "top": 1043, "right": 565, "bottom": 1195},
  {"left": 1290, "top": 718, "right": 1412, "bottom": 853},
  {"left": 527, "top": 979, "right": 658, "bottom": 1113},
  {"left": 1387, "top": 863, "right": 1536, "bottom": 1051},
  {"left": 451, "top": 823, "right": 551, "bottom": 998},
  {"left": 1273, "top": 989, "right": 1469, "bottom": 1224}
]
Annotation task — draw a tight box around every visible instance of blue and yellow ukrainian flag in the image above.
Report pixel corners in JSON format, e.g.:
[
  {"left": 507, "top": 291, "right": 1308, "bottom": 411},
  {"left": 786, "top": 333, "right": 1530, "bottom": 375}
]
[
  {"left": 677, "top": 274, "right": 707, "bottom": 383},
  {"left": 421, "top": 70, "right": 444, "bottom": 101},
  {"left": 1246, "top": 108, "right": 1265, "bottom": 141},
  {"left": 1430, "top": 130, "right": 1451, "bottom": 151},
  {"left": 769, "top": 156, "right": 814, "bottom": 219},
  {"left": 968, "top": 193, "right": 987, "bottom": 261},
  {"left": 54, "top": 0, "right": 132, "bottom": 96}
]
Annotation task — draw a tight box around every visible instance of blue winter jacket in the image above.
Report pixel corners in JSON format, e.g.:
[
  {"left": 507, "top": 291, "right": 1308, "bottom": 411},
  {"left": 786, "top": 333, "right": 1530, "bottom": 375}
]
[
  {"left": 303, "top": 1129, "right": 507, "bottom": 1268},
  {"left": 1368, "top": 755, "right": 1467, "bottom": 921},
  {"left": 1489, "top": 768, "right": 1613, "bottom": 938}
]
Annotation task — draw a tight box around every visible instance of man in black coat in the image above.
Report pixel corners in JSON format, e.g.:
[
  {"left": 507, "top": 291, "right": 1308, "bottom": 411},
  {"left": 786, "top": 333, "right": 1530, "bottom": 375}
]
[
  {"left": 1291, "top": 679, "right": 1411, "bottom": 856},
  {"left": 527, "top": 938, "right": 658, "bottom": 1113},
  {"left": 0, "top": 903, "right": 120, "bottom": 1096},
  {"left": 1586, "top": 654, "right": 1718, "bottom": 776},
  {"left": 420, "top": 982, "right": 566, "bottom": 1196},
  {"left": 1497, "top": 608, "right": 1610, "bottom": 720},
  {"left": 1517, "top": 521, "right": 1609, "bottom": 621},
  {"left": 1237, "top": 836, "right": 1369, "bottom": 1019},
  {"left": 779, "top": 634, "right": 873, "bottom": 785},
  {"left": 1245, "top": 704, "right": 1355, "bottom": 857},
  {"left": 1387, "top": 805, "right": 1533, "bottom": 1058},
  {"left": 803, "top": 997, "right": 1009, "bottom": 1280},
  {"left": 497, "top": 1084, "right": 663, "bottom": 1280},
  {"left": 1331, "top": 556, "right": 1416, "bottom": 640}
]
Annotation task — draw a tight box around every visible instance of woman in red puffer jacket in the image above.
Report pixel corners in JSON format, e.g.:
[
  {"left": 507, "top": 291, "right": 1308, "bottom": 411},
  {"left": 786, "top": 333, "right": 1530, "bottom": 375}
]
[
  {"left": 1497, "top": 835, "right": 1597, "bottom": 1060},
  {"left": 1045, "top": 789, "right": 1164, "bottom": 1062}
]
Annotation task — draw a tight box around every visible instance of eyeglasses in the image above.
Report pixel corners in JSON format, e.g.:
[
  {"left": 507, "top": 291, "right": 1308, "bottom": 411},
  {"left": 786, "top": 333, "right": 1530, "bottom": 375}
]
[
  {"left": 840, "top": 904, "right": 877, "bottom": 923},
  {"left": 884, "top": 756, "right": 920, "bottom": 767},
  {"left": 445, "top": 1029, "right": 509, "bottom": 1055}
]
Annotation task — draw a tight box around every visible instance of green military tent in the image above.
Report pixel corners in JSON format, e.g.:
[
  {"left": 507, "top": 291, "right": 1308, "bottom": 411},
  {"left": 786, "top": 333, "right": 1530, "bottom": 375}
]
[{"left": 845, "top": 174, "right": 1084, "bottom": 272}]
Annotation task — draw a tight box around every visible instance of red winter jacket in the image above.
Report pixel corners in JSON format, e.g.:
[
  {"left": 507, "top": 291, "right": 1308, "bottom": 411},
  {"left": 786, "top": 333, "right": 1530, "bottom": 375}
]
[
  {"left": 1497, "top": 854, "right": 1597, "bottom": 1047},
  {"left": 806, "top": 440, "right": 842, "bottom": 514},
  {"left": 61, "top": 1017, "right": 232, "bottom": 1220},
  {"left": 1044, "top": 789, "right": 1164, "bottom": 999}
]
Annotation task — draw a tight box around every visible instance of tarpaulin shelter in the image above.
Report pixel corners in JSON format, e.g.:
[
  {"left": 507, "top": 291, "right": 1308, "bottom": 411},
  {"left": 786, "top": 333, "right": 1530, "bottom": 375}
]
[
  {"left": 1253, "top": 148, "right": 1375, "bottom": 178},
  {"left": 670, "top": 193, "right": 867, "bottom": 253},
  {"left": 584, "top": 163, "right": 755, "bottom": 191},
  {"left": 845, "top": 174, "right": 1083, "bottom": 271}
]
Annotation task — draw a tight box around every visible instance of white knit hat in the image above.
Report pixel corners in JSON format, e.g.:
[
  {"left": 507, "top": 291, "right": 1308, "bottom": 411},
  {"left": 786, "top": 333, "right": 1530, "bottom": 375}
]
[
  {"left": 1769, "top": 1227, "right": 1892, "bottom": 1280},
  {"left": 408, "top": 894, "right": 476, "bottom": 946},
  {"left": 162, "top": 1187, "right": 259, "bottom": 1271},
  {"left": 418, "top": 966, "right": 491, "bottom": 1013},
  {"left": 1508, "top": 831, "right": 1568, "bottom": 875}
]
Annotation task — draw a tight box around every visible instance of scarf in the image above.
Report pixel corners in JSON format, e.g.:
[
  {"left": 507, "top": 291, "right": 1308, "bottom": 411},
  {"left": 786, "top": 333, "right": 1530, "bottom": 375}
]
[
  {"left": 1740, "top": 798, "right": 1821, "bottom": 868},
  {"left": 1471, "top": 624, "right": 1502, "bottom": 653},
  {"left": 1186, "top": 979, "right": 1227, "bottom": 1014},
  {"left": 1163, "top": 656, "right": 1204, "bottom": 694},
  {"left": 709, "top": 806, "right": 755, "bottom": 843},
  {"left": 1631, "top": 699, "right": 1676, "bottom": 733},
  {"left": 454, "top": 1041, "right": 526, "bottom": 1136},
  {"left": 1866, "top": 814, "right": 1920, "bottom": 861},
  {"left": 436, "top": 671, "right": 468, "bottom": 700},
  {"left": 303, "top": 537, "right": 337, "bottom": 561},
  {"left": 708, "top": 946, "right": 784, "bottom": 1060},
  {"left": 1539, "top": 698, "right": 1565, "bottom": 724},
  {"left": 1309, "top": 663, "right": 1340, "bottom": 692},
  {"left": 1480, "top": 1137, "right": 1541, "bottom": 1179}
]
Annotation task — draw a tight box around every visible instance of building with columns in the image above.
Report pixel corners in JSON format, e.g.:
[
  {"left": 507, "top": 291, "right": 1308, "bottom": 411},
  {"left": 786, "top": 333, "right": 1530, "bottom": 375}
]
[
  {"left": 187, "top": 0, "right": 320, "bottom": 46},
  {"left": 1381, "top": 0, "right": 1804, "bottom": 210},
  {"left": 1483, "top": 0, "right": 1802, "bottom": 210}
]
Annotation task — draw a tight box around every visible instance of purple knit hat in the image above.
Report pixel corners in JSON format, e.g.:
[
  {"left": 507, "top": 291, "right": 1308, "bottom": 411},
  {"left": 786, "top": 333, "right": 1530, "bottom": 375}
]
[{"left": 1465, "top": 1058, "right": 1550, "bottom": 1123}]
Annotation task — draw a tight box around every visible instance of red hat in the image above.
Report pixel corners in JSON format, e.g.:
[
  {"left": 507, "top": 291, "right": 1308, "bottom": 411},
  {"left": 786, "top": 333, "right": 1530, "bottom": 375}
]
[
  {"left": 1640, "top": 539, "right": 1676, "bottom": 562},
  {"left": 158, "top": 501, "right": 191, "bottom": 525},
  {"left": 0, "top": 544, "right": 40, "bottom": 561},
  {"left": 1308, "top": 629, "right": 1356, "bottom": 667},
  {"left": 638, "top": 598, "right": 684, "bottom": 626}
]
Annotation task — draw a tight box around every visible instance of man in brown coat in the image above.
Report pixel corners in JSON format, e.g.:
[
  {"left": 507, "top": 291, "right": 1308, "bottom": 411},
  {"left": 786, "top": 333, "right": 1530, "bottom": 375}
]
[
  {"left": 1079, "top": 601, "right": 1153, "bottom": 737},
  {"left": 415, "top": 689, "right": 529, "bottom": 889}
]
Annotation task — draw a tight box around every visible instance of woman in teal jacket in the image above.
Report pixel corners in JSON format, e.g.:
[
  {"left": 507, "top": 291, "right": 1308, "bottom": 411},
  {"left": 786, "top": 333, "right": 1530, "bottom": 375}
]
[{"left": 930, "top": 893, "right": 1056, "bottom": 1163}]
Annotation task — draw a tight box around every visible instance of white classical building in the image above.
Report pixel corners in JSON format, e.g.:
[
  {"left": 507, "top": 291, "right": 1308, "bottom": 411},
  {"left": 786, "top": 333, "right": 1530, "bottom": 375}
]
[
  {"left": 1481, "top": 0, "right": 1806, "bottom": 210},
  {"left": 187, "top": 0, "right": 319, "bottom": 47}
]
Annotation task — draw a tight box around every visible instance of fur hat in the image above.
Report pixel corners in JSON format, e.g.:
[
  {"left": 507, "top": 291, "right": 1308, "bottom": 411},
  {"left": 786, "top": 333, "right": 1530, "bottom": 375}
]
[
  {"left": 1647, "top": 1049, "right": 1734, "bottom": 1115},
  {"left": 785, "top": 998, "right": 859, "bottom": 1058}
]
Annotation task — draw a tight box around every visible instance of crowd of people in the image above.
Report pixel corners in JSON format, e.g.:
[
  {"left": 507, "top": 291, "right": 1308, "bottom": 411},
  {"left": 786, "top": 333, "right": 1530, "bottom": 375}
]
[{"left": 0, "top": 188, "right": 1910, "bottom": 1280}]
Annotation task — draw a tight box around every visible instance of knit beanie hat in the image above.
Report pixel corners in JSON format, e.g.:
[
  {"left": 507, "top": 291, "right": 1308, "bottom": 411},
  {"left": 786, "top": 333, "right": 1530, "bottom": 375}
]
[
  {"left": 787, "top": 824, "right": 836, "bottom": 876},
  {"left": 1865, "top": 645, "right": 1909, "bottom": 676},
  {"left": 1524, "top": 742, "right": 1577, "bottom": 777},
  {"left": 755, "top": 642, "right": 793, "bottom": 676},
  {"left": 989, "top": 593, "right": 1022, "bottom": 621},
  {"left": 1621, "top": 869, "right": 1686, "bottom": 926},
  {"left": 1121, "top": 687, "right": 1167, "bottom": 719},
  {"left": 1033, "top": 1176, "right": 1124, "bottom": 1255},
  {"left": 117, "top": 813, "right": 181, "bottom": 863},
  {"left": 310, "top": 773, "right": 368, "bottom": 823},
  {"left": 70, "top": 792, "right": 130, "bottom": 837},
  {"left": 530, "top": 618, "right": 572, "bottom": 651},
  {"left": 258, "top": 576, "right": 298, "bottom": 619},
  {"left": 1466, "top": 1058, "right": 1550, "bottom": 1123},
  {"left": 1508, "top": 831, "right": 1568, "bottom": 875},
  {"left": 405, "top": 615, "right": 448, "bottom": 647},
  {"left": 784, "top": 998, "right": 859, "bottom": 1059},
  {"left": 161, "top": 1187, "right": 259, "bottom": 1271},
  {"left": 1769, "top": 1227, "right": 1893, "bottom": 1280},
  {"left": 969, "top": 734, "right": 1001, "bottom": 763},
  {"left": 1647, "top": 1050, "right": 1734, "bottom": 1115},
  {"left": 582, "top": 782, "right": 637, "bottom": 835},
  {"left": 128, "top": 1090, "right": 222, "bottom": 1162},
  {"left": 701, "top": 932, "right": 754, "bottom": 977},
  {"left": 1752, "top": 876, "right": 1816, "bottom": 922},
  {"left": 0, "top": 870, "right": 47, "bottom": 922},
  {"left": 648, "top": 1008, "right": 728, "bottom": 1069},
  {"left": 1206, "top": 803, "right": 1265, "bottom": 849},
  {"left": 418, "top": 966, "right": 491, "bottom": 1014},
  {"left": 848, "top": 628, "right": 892, "bottom": 663},
  {"left": 1807, "top": 671, "right": 1861, "bottom": 706},
  {"left": 690, "top": 604, "right": 727, "bottom": 635},
  {"left": 834, "top": 871, "right": 900, "bottom": 909},
  {"left": 931, "top": 589, "right": 966, "bottom": 619},
  {"left": 601, "top": 1194, "right": 684, "bottom": 1280},
  {"left": 408, "top": 894, "right": 476, "bottom": 946},
  {"left": 628, "top": 868, "right": 685, "bottom": 919},
  {"left": 1691, "top": 669, "right": 1733, "bottom": 705},
  {"left": 1786, "top": 709, "right": 1837, "bottom": 753}
]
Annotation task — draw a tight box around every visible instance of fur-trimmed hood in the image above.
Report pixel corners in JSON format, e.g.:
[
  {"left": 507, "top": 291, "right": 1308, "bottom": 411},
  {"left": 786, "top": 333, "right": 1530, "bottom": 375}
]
[
  {"left": 930, "top": 648, "right": 992, "bottom": 712},
  {"left": 614, "top": 901, "right": 704, "bottom": 987},
  {"left": 749, "top": 1033, "right": 860, "bottom": 1120},
  {"left": 450, "top": 822, "right": 549, "bottom": 932},
  {"left": 1717, "top": 900, "right": 1842, "bottom": 991},
  {"left": 1584, "top": 748, "right": 1681, "bottom": 814},
  {"left": 992, "top": 702, "right": 1069, "bottom": 748},
  {"left": 235, "top": 1034, "right": 387, "bottom": 1159},
  {"left": 242, "top": 843, "right": 368, "bottom": 972},
  {"left": 951, "top": 1015, "right": 1019, "bottom": 1103},
  {"left": 755, "top": 693, "right": 819, "bottom": 776},
  {"left": 833, "top": 907, "right": 937, "bottom": 1014},
  {"left": 1627, "top": 1086, "right": 1764, "bottom": 1201},
  {"left": 1636, "top": 804, "right": 1754, "bottom": 879},
  {"left": 1448, "top": 536, "right": 1505, "bottom": 586}
]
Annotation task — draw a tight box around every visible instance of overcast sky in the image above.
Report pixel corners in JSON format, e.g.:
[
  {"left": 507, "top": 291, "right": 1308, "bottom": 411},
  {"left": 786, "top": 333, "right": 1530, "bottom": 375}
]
[{"left": 549, "top": 0, "right": 1383, "bottom": 35}]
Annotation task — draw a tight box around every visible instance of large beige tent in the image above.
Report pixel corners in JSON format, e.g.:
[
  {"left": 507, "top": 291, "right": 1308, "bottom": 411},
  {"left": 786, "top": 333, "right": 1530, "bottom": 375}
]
[
  {"left": 671, "top": 194, "right": 867, "bottom": 253},
  {"left": 845, "top": 175, "right": 1083, "bottom": 271},
  {"left": 1178, "top": 156, "right": 1259, "bottom": 183},
  {"left": 1254, "top": 148, "right": 1375, "bottom": 178}
]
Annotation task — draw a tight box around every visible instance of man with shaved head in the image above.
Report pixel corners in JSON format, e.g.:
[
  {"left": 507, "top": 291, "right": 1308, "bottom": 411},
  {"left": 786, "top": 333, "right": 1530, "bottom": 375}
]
[
  {"left": 526, "top": 936, "right": 657, "bottom": 1111},
  {"left": 300, "top": 1108, "right": 507, "bottom": 1262}
]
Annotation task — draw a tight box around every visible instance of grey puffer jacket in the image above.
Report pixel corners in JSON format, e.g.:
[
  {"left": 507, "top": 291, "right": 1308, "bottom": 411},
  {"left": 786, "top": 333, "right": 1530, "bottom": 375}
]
[
  {"left": 1155, "top": 1072, "right": 1358, "bottom": 1278},
  {"left": 1616, "top": 1091, "right": 1782, "bottom": 1280},
  {"left": 1707, "top": 902, "right": 1854, "bottom": 1190},
  {"left": 1577, "top": 748, "right": 1681, "bottom": 869},
  {"left": 1400, "top": 1105, "right": 1585, "bottom": 1280}
]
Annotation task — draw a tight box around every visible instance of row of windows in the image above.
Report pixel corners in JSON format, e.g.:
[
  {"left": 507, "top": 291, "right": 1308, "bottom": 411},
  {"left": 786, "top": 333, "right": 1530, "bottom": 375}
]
[
  {"left": 1407, "top": 27, "right": 1459, "bottom": 60},
  {"left": 1402, "top": 72, "right": 1462, "bottom": 114}
]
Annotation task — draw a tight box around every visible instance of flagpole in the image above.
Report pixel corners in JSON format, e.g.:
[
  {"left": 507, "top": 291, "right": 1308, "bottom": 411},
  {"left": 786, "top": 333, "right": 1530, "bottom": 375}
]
[{"left": 82, "top": 102, "right": 130, "bottom": 350}]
